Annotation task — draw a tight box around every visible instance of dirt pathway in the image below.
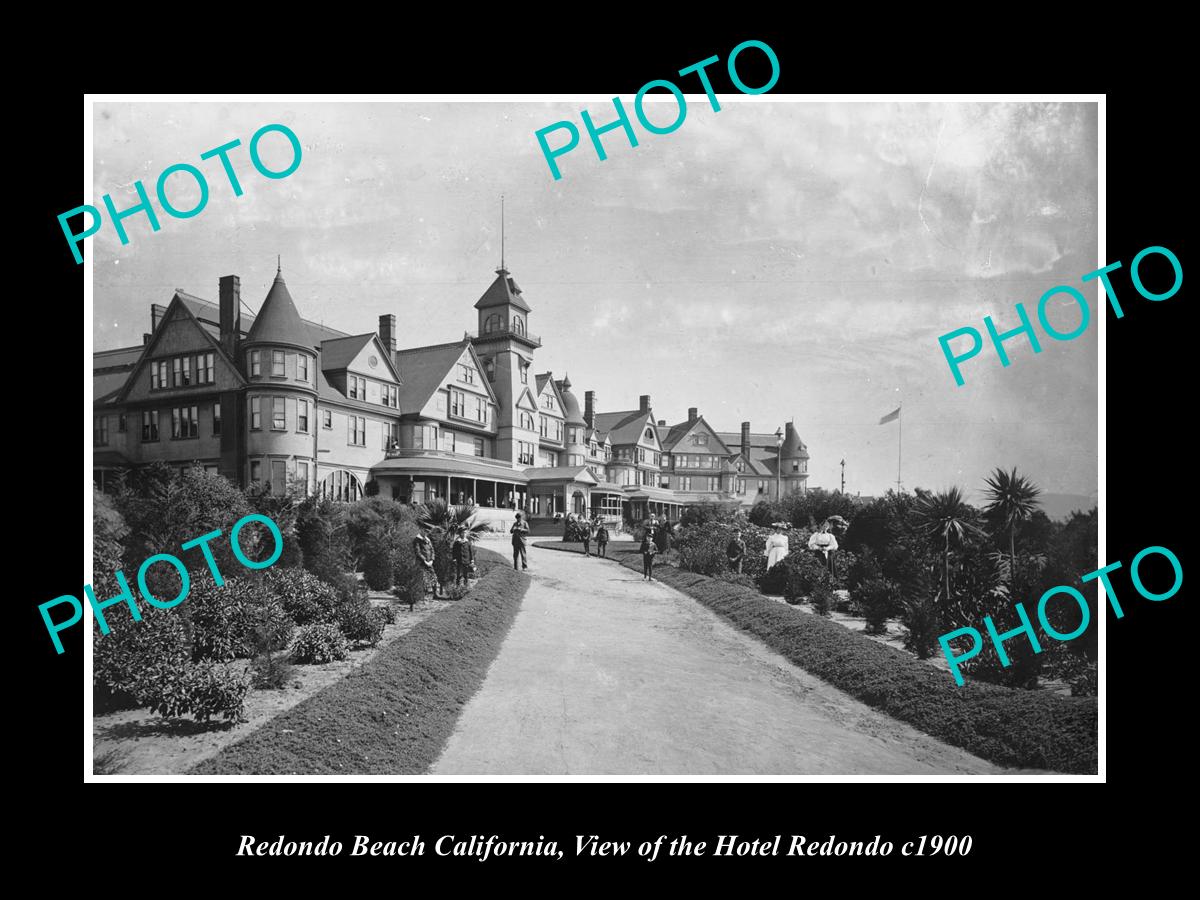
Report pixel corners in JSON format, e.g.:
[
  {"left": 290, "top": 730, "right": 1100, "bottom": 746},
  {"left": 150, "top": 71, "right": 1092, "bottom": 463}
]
[{"left": 432, "top": 547, "right": 1001, "bottom": 775}]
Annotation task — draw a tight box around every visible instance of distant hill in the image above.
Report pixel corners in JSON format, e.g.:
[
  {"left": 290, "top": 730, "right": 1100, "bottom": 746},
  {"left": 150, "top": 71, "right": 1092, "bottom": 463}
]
[{"left": 1038, "top": 493, "right": 1097, "bottom": 521}]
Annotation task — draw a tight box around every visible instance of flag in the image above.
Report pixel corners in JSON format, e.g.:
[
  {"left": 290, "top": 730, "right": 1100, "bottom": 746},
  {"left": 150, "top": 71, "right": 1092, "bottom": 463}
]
[{"left": 879, "top": 407, "right": 900, "bottom": 425}]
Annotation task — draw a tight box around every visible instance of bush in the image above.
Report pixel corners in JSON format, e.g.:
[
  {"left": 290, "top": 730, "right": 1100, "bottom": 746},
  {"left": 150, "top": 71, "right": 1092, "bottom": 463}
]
[
  {"left": 761, "top": 552, "right": 832, "bottom": 601},
  {"left": 291, "top": 624, "right": 350, "bottom": 664},
  {"left": 362, "top": 530, "right": 397, "bottom": 591},
  {"left": 94, "top": 607, "right": 190, "bottom": 711},
  {"left": 336, "top": 598, "right": 385, "bottom": 646},
  {"left": 393, "top": 551, "right": 428, "bottom": 610},
  {"left": 854, "top": 578, "right": 896, "bottom": 635},
  {"left": 809, "top": 579, "right": 836, "bottom": 617},
  {"left": 847, "top": 547, "right": 883, "bottom": 592},
  {"left": 900, "top": 595, "right": 941, "bottom": 659},
  {"left": 188, "top": 576, "right": 294, "bottom": 662},
  {"left": 146, "top": 662, "right": 252, "bottom": 723},
  {"left": 374, "top": 602, "right": 397, "bottom": 626},
  {"left": 715, "top": 572, "right": 757, "bottom": 589},
  {"left": 263, "top": 568, "right": 340, "bottom": 626}
]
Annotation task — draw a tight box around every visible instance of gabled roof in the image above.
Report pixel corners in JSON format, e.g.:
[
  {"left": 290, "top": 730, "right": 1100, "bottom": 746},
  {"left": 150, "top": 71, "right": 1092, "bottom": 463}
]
[
  {"left": 534, "top": 372, "right": 565, "bottom": 416},
  {"left": 515, "top": 386, "right": 540, "bottom": 411},
  {"left": 474, "top": 266, "right": 532, "bottom": 313},
  {"left": 660, "top": 416, "right": 733, "bottom": 454},
  {"left": 320, "top": 333, "right": 404, "bottom": 384},
  {"left": 392, "top": 339, "right": 495, "bottom": 415},
  {"left": 522, "top": 466, "right": 598, "bottom": 485},
  {"left": 732, "top": 451, "right": 773, "bottom": 477},
  {"left": 592, "top": 409, "right": 657, "bottom": 446},
  {"left": 244, "top": 270, "right": 314, "bottom": 350},
  {"left": 114, "top": 295, "right": 244, "bottom": 403},
  {"left": 320, "top": 333, "right": 375, "bottom": 371}
]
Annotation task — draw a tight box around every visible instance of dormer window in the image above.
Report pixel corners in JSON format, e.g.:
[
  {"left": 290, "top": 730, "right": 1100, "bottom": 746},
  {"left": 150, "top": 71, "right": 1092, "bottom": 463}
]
[{"left": 644, "top": 427, "right": 654, "bottom": 441}]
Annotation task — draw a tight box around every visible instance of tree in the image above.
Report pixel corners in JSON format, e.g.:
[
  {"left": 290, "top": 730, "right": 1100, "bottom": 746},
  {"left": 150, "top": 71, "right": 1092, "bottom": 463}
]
[
  {"left": 416, "top": 499, "right": 490, "bottom": 586},
  {"left": 982, "top": 467, "right": 1042, "bottom": 581},
  {"left": 911, "top": 487, "right": 985, "bottom": 602}
]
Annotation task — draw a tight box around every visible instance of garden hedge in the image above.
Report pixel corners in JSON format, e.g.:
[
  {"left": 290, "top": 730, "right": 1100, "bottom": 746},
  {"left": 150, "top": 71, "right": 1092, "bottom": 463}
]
[
  {"left": 190, "top": 548, "right": 527, "bottom": 775},
  {"left": 598, "top": 545, "right": 1096, "bottom": 774}
]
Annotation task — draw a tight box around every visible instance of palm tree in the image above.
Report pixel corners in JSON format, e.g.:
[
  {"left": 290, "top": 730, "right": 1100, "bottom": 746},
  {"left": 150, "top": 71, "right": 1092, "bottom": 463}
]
[
  {"left": 912, "top": 487, "right": 986, "bottom": 602},
  {"left": 982, "top": 467, "right": 1042, "bottom": 581}
]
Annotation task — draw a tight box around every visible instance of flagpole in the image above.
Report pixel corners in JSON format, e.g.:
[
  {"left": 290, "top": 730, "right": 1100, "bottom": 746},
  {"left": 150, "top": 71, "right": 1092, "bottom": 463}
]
[{"left": 896, "top": 406, "right": 902, "bottom": 492}]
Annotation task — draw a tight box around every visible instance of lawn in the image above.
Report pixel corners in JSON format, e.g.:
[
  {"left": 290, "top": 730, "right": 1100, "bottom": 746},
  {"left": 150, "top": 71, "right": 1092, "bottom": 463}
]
[{"left": 190, "top": 548, "right": 528, "bottom": 775}]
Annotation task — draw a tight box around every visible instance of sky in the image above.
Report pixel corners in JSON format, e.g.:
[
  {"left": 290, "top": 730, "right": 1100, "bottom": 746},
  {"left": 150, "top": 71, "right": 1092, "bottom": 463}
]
[{"left": 91, "top": 100, "right": 1098, "bottom": 502}]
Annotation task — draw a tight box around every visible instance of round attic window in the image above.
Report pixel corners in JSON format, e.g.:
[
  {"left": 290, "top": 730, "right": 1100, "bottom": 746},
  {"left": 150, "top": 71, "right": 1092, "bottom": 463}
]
[{"left": 368, "top": 355, "right": 379, "bottom": 368}]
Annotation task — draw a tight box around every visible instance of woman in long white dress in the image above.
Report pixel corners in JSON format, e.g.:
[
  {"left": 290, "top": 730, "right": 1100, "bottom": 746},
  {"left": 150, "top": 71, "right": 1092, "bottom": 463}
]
[{"left": 764, "top": 524, "right": 790, "bottom": 569}]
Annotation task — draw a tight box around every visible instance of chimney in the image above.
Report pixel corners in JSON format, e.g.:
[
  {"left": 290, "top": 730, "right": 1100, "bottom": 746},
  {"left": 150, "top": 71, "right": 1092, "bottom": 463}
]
[
  {"left": 378, "top": 314, "right": 397, "bottom": 352},
  {"left": 741, "top": 421, "right": 751, "bottom": 458},
  {"left": 219, "top": 275, "right": 241, "bottom": 357},
  {"left": 639, "top": 394, "right": 651, "bottom": 413},
  {"left": 688, "top": 407, "right": 698, "bottom": 423},
  {"left": 584, "top": 391, "right": 596, "bottom": 428},
  {"left": 143, "top": 333, "right": 152, "bottom": 345},
  {"left": 150, "top": 303, "right": 168, "bottom": 334},
  {"left": 657, "top": 419, "right": 666, "bottom": 427}
]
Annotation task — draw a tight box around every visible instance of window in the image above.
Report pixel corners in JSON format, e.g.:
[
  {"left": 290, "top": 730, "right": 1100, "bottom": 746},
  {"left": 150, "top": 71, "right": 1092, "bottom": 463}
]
[
  {"left": 555, "top": 420, "right": 563, "bottom": 441},
  {"left": 250, "top": 460, "right": 262, "bottom": 484},
  {"left": 589, "top": 441, "right": 598, "bottom": 456},
  {"left": 383, "top": 421, "right": 398, "bottom": 449},
  {"left": 458, "top": 364, "right": 475, "bottom": 384},
  {"left": 172, "top": 355, "right": 190, "bottom": 387},
  {"left": 197, "top": 352, "right": 215, "bottom": 384},
  {"left": 708, "top": 477, "right": 720, "bottom": 492},
  {"left": 170, "top": 406, "right": 198, "bottom": 439},
  {"left": 484, "top": 313, "right": 501, "bottom": 334},
  {"left": 659, "top": 475, "right": 671, "bottom": 489},
  {"left": 542, "top": 394, "right": 554, "bottom": 410},
  {"left": 349, "top": 416, "right": 366, "bottom": 446},
  {"left": 517, "top": 441, "right": 535, "bottom": 466},
  {"left": 520, "top": 361, "right": 528, "bottom": 384},
  {"left": 653, "top": 452, "right": 661, "bottom": 467},
  {"left": 738, "top": 479, "right": 746, "bottom": 494},
  {"left": 758, "top": 480, "right": 766, "bottom": 493},
  {"left": 270, "top": 459, "right": 287, "bottom": 494},
  {"left": 383, "top": 384, "right": 398, "bottom": 408},
  {"left": 520, "top": 411, "right": 535, "bottom": 431},
  {"left": 539, "top": 416, "right": 548, "bottom": 437},
  {"left": 117, "top": 414, "right": 127, "bottom": 433},
  {"left": 151, "top": 360, "right": 168, "bottom": 390},
  {"left": 323, "top": 409, "right": 332, "bottom": 429},
  {"left": 94, "top": 416, "right": 109, "bottom": 445},
  {"left": 349, "top": 375, "right": 366, "bottom": 400},
  {"left": 451, "top": 389, "right": 466, "bottom": 417},
  {"left": 271, "top": 397, "right": 286, "bottom": 430},
  {"left": 792, "top": 461, "right": 800, "bottom": 472},
  {"left": 440, "top": 431, "right": 456, "bottom": 453},
  {"left": 474, "top": 396, "right": 487, "bottom": 423},
  {"left": 681, "top": 476, "right": 692, "bottom": 491},
  {"left": 141, "top": 411, "right": 159, "bottom": 441},
  {"left": 568, "top": 454, "right": 584, "bottom": 467},
  {"left": 319, "top": 470, "right": 364, "bottom": 502},
  {"left": 250, "top": 350, "right": 261, "bottom": 377},
  {"left": 638, "top": 448, "right": 646, "bottom": 464},
  {"left": 473, "top": 438, "right": 485, "bottom": 457},
  {"left": 512, "top": 315, "right": 524, "bottom": 335},
  {"left": 695, "top": 434, "right": 708, "bottom": 445},
  {"left": 297, "top": 399, "right": 310, "bottom": 433},
  {"left": 250, "top": 397, "right": 262, "bottom": 429},
  {"left": 296, "top": 461, "right": 310, "bottom": 493},
  {"left": 644, "top": 427, "right": 654, "bottom": 441},
  {"left": 297, "top": 354, "right": 309, "bottom": 382},
  {"left": 736, "top": 460, "right": 744, "bottom": 473},
  {"left": 414, "top": 424, "right": 438, "bottom": 449},
  {"left": 272, "top": 350, "right": 286, "bottom": 377},
  {"left": 213, "top": 401, "right": 222, "bottom": 436}
]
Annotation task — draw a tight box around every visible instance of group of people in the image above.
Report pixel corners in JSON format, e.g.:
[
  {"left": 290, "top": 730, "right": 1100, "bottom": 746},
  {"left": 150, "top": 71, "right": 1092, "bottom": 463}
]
[
  {"left": 566, "top": 513, "right": 611, "bottom": 558},
  {"left": 411, "top": 525, "right": 476, "bottom": 604},
  {"left": 723, "top": 520, "right": 841, "bottom": 575}
]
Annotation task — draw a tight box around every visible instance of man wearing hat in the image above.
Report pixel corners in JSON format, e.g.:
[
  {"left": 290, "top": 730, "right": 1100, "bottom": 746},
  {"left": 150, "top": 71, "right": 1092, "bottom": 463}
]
[{"left": 510, "top": 511, "right": 530, "bottom": 571}]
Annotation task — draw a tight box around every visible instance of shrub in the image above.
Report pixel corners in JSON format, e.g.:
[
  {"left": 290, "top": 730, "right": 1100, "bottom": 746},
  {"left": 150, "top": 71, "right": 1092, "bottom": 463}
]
[
  {"left": 393, "top": 551, "right": 428, "bottom": 610},
  {"left": 362, "top": 530, "right": 398, "bottom": 591},
  {"left": 900, "top": 595, "right": 941, "bottom": 659},
  {"left": 146, "top": 662, "right": 252, "bottom": 723},
  {"left": 374, "top": 602, "right": 397, "bottom": 626},
  {"left": 264, "top": 568, "right": 340, "bottom": 626},
  {"left": 847, "top": 547, "right": 883, "bottom": 592},
  {"left": 336, "top": 597, "right": 385, "bottom": 646},
  {"left": 291, "top": 624, "right": 350, "bottom": 664},
  {"left": 189, "top": 576, "right": 294, "bottom": 662},
  {"left": 772, "top": 552, "right": 833, "bottom": 601},
  {"left": 854, "top": 578, "right": 896, "bottom": 635},
  {"left": 94, "top": 608, "right": 190, "bottom": 711},
  {"left": 809, "top": 579, "right": 836, "bottom": 617}
]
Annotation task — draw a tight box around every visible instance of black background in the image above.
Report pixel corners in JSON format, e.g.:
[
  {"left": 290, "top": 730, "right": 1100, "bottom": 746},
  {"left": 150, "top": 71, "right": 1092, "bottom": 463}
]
[{"left": 20, "top": 23, "right": 1189, "bottom": 884}]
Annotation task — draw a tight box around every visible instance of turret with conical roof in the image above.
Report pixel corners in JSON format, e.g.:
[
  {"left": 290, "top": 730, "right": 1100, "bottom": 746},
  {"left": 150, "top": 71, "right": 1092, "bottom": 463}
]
[
  {"left": 779, "top": 420, "right": 810, "bottom": 494},
  {"left": 555, "top": 374, "right": 589, "bottom": 464},
  {"left": 244, "top": 264, "right": 314, "bottom": 352}
]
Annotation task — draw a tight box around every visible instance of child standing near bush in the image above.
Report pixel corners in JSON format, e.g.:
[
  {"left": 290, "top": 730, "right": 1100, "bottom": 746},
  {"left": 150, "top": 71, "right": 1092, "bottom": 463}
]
[
  {"left": 451, "top": 526, "right": 472, "bottom": 587},
  {"left": 412, "top": 531, "right": 445, "bottom": 600},
  {"left": 596, "top": 520, "right": 609, "bottom": 558},
  {"left": 640, "top": 532, "right": 657, "bottom": 581}
]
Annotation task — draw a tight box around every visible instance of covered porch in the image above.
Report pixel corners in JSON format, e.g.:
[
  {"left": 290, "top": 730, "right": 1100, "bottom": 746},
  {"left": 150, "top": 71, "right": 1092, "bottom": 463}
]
[
  {"left": 622, "top": 485, "right": 685, "bottom": 524},
  {"left": 522, "top": 465, "right": 599, "bottom": 520},
  {"left": 370, "top": 452, "right": 529, "bottom": 511}
]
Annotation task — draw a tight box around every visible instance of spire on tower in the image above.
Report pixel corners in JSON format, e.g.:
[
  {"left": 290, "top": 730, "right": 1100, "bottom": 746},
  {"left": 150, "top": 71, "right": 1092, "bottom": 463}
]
[
  {"left": 276, "top": 255, "right": 282, "bottom": 277},
  {"left": 496, "top": 194, "right": 507, "bottom": 275}
]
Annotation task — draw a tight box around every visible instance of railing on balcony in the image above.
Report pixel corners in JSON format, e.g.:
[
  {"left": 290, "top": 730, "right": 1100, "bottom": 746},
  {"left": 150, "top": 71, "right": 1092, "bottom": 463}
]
[
  {"left": 468, "top": 328, "right": 542, "bottom": 346},
  {"left": 382, "top": 446, "right": 516, "bottom": 471}
]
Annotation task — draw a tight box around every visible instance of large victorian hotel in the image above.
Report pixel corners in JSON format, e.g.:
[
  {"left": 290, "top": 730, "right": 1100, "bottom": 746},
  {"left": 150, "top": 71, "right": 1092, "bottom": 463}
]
[{"left": 93, "top": 262, "right": 810, "bottom": 524}]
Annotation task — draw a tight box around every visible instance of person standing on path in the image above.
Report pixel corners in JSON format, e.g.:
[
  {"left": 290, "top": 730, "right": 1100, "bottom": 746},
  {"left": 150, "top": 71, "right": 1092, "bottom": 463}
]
[
  {"left": 640, "top": 531, "right": 657, "bottom": 581},
  {"left": 595, "top": 519, "right": 609, "bottom": 558},
  {"left": 581, "top": 518, "right": 595, "bottom": 557},
  {"left": 451, "top": 525, "right": 472, "bottom": 587},
  {"left": 511, "top": 511, "right": 530, "bottom": 571},
  {"left": 413, "top": 530, "right": 446, "bottom": 600},
  {"left": 726, "top": 530, "right": 747, "bottom": 574}
]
